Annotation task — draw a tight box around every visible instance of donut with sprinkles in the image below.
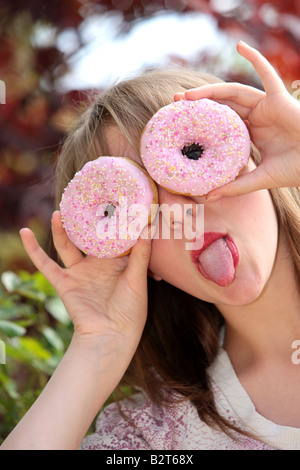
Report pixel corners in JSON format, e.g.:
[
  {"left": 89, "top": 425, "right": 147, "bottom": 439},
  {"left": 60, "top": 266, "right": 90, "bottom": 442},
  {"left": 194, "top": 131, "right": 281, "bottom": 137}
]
[
  {"left": 60, "top": 156, "right": 158, "bottom": 258},
  {"left": 140, "top": 99, "right": 250, "bottom": 196}
]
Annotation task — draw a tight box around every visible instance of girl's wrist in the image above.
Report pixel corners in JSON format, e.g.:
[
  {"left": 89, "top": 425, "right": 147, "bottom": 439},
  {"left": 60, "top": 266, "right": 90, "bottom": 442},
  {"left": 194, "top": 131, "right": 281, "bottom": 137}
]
[
  {"left": 68, "top": 328, "right": 142, "bottom": 387},
  {"left": 1, "top": 326, "right": 140, "bottom": 449},
  {"left": 70, "top": 327, "right": 142, "bottom": 358}
]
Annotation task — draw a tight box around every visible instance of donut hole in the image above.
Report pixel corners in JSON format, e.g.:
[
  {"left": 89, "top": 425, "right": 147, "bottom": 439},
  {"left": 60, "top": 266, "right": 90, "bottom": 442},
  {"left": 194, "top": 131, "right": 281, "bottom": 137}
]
[
  {"left": 104, "top": 203, "right": 116, "bottom": 218},
  {"left": 182, "top": 143, "right": 204, "bottom": 160}
]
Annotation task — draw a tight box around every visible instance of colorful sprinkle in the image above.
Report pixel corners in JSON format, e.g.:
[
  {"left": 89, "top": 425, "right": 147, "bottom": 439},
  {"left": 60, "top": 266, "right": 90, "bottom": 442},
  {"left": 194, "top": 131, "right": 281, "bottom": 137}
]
[{"left": 140, "top": 99, "right": 250, "bottom": 196}]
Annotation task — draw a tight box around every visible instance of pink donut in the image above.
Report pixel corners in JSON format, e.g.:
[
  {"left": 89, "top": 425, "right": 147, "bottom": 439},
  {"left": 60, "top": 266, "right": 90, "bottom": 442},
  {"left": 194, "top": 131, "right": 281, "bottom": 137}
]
[
  {"left": 60, "top": 156, "right": 158, "bottom": 258},
  {"left": 140, "top": 98, "right": 250, "bottom": 196}
]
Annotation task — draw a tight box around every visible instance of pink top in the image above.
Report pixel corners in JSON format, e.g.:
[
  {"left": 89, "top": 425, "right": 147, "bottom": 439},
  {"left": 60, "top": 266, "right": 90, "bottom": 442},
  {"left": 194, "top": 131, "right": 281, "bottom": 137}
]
[{"left": 80, "top": 347, "right": 300, "bottom": 450}]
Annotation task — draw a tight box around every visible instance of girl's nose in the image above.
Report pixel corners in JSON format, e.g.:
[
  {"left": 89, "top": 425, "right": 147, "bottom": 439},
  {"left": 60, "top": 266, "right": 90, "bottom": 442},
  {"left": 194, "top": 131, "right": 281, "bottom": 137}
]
[{"left": 158, "top": 193, "right": 204, "bottom": 241}]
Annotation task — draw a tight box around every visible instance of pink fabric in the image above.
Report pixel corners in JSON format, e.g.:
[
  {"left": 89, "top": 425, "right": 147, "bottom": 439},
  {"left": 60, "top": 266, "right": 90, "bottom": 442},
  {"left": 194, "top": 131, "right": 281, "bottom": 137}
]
[
  {"left": 80, "top": 345, "right": 300, "bottom": 450},
  {"left": 80, "top": 391, "right": 272, "bottom": 450}
]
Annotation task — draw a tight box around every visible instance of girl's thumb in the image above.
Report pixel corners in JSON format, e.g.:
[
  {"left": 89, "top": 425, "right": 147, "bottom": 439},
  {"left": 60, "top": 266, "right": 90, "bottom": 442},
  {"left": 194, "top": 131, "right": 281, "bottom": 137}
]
[{"left": 126, "top": 224, "right": 157, "bottom": 281}]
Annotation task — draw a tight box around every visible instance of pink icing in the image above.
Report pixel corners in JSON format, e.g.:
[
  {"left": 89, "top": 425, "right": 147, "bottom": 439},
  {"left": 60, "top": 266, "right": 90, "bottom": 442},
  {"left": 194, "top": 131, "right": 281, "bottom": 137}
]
[
  {"left": 60, "top": 157, "right": 155, "bottom": 258},
  {"left": 140, "top": 99, "right": 251, "bottom": 196}
]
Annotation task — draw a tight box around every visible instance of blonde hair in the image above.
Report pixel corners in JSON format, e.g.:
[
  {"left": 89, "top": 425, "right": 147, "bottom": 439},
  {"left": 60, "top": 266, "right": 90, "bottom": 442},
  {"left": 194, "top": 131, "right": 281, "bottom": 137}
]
[
  {"left": 55, "top": 68, "right": 224, "bottom": 206},
  {"left": 55, "top": 67, "right": 300, "bottom": 439}
]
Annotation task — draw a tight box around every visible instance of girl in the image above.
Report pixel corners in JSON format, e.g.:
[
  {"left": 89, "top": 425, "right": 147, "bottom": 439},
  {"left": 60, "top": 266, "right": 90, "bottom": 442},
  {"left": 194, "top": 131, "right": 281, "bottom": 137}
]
[{"left": 2, "top": 42, "right": 300, "bottom": 450}]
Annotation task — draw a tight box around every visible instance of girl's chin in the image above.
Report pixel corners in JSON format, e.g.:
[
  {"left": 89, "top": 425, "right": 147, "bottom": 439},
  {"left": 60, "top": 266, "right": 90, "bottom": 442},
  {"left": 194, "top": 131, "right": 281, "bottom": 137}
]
[
  {"left": 163, "top": 262, "right": 269, "bottom": 307},
  {"left": 186, "top": 265, "right": 267, "bottom": 306},
  {"left": 210, "top": 269, "right": 268, "bottom": 307}
]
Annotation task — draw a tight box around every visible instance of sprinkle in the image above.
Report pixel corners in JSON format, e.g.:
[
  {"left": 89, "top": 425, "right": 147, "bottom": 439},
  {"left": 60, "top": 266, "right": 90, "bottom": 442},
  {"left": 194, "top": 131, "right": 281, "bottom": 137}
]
[
  {"left": 60, "top": 157, "right": 156, "bottom": 259},
  {"left": 140, "top": 98, "right": 250, "bottom": 196}
]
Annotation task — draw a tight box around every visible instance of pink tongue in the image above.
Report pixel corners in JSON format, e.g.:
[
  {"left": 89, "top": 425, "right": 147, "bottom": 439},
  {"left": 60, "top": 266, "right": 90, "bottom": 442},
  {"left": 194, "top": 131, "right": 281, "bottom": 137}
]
[{"left": 198, "top": 238, "right": 235, "bottom": 287}]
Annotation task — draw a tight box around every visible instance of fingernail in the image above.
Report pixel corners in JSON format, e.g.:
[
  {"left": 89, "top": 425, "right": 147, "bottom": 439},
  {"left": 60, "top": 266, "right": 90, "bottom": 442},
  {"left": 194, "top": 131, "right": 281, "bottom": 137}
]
[
  {"left": 206, "top": 193, "right": 223, "bottom": 202},
  {"left": 238, "top": 40, "right": 251, "bottom": 47},
  {"left": 174, "top": 92, "right": 185, "bottom": 101}
]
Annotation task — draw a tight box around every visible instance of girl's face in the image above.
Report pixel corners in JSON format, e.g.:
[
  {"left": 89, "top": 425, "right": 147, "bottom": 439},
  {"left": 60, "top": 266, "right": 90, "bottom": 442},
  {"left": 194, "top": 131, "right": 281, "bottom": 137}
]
[{"left": 106, "top": 127, "right": 279, "bottom": 308}]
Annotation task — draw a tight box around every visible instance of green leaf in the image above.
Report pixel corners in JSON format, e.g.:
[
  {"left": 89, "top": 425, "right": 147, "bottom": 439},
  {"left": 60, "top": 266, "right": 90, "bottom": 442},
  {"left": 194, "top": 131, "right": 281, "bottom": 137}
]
[
  {"left": 1, "top": 272, "right": 22, "bottom": 293},
  {"left": 32, "top": 272, "right": 57, "bottom": 296},
  {"left": 42, "top": 326, "right": 64, "bottom": 352},
  {"left": 0, "top": 302, "right": 35, "bottom": 321},
  {"left": 45, "top": 297, "right": 71, "bottom": 325},
  {"left": 19, "top": 337, "right": 51, "bottom": 361},
  {"left": 0, "top": 372, "right": 20, "bottom": 399},
  {"left": 0, "top": 320, "right": 26, "bottom": 337},
  {"left": 4, "top": 339, "right": 32, "bottom": 362},
  {"left": 19, "top": 270, "right": 57, "bottom": 296},
  {"left": 15, "top": 285, "right": 46, "bottom": 303}
]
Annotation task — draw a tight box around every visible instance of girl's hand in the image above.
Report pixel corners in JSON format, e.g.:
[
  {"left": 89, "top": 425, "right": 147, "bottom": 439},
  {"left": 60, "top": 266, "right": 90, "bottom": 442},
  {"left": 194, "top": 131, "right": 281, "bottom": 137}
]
[
  {"left": 20, "top": 211, "right": 155, "bottom": 345},
  {"left": 175, "top": 41, "right": 300, "bottom": 200},
  {"left": 1, "top": 213, "right": 155, "bottom": 450}
]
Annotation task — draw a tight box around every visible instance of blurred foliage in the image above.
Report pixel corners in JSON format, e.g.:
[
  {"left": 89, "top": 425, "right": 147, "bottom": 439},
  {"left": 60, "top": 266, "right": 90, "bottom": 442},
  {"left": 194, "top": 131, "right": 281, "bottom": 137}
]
[
  {"left": 1, "top": 0, "right": 300, "bottom": 443},
  {"left": 1, "top": 0, "right": 300, "bottom": 273},
  {"left": 0, "top": 268, "right": 133, "bottom": 443},
  {"left": 0, "top": 269, "right": 73, "bottom": 442}
]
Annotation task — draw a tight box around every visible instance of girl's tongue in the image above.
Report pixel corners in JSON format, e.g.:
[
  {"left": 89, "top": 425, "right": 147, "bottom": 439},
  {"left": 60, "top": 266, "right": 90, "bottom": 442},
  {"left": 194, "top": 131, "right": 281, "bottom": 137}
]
[{"left": 197, "top": 237, "right": 235, "bottom": 287}]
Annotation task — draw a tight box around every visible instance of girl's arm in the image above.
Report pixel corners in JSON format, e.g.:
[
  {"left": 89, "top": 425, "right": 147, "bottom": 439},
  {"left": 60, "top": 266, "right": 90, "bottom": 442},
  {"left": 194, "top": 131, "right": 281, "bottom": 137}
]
[
  {"left": 175, "top": 41, "right": 300, "bottom": 199},
  {"left": 1, "top": 334, "right": 138, "bottom": 450},
  {"left": 1, "top": 213, "right": 155, "bottom": 449}
]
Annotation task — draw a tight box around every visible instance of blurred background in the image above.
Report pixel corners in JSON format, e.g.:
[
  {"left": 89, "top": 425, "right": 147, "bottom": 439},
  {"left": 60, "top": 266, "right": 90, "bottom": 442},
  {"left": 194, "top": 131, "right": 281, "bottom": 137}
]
[
  {"left": 1, "top": 0, "right": 300, "bottom": 275},
  {"left": 0, "top": 0, "right": 300, "bottom": 441}
]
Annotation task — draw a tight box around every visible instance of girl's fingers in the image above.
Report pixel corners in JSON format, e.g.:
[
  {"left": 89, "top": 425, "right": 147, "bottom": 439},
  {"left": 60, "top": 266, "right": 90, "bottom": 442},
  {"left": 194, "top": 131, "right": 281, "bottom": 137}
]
[
  {"left": 206, "top": 165, "right": 272, "bottom": 200},
  {"left": 51, "top": 211, "right": 84, "bottom": 268},
  {"left": 174, "top": 92, "right": 185, "bottom": 101},
  {"left": 19, "top": 228, "right": 63, "bottom": 289},
  {"left": 236, "top": 41, "right": 287, "bottom": 95},
  {"left": 183, "top": 82, "right": 264, "bottom": 113},
  {"left": 177, "top": 43, "right": 285, "bottom": 113},
  {"left": 175, "top": 89, "right": 257, "bottom": 120},
  {"left": 125, "top": 224, "right": 157, "bottom": 288}
]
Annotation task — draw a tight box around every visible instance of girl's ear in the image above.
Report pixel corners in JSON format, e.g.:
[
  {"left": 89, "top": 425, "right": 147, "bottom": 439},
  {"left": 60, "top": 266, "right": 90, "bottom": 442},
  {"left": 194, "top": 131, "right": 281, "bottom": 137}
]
[{"left": 147, "top": 269, "right": 162, "bottom": 281}]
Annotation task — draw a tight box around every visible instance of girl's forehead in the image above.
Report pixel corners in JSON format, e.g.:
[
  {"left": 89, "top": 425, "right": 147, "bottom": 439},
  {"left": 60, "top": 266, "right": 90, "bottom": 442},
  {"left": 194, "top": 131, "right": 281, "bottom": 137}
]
[{"left": 104, "top": 126, "right": 143, "bottom": 167}]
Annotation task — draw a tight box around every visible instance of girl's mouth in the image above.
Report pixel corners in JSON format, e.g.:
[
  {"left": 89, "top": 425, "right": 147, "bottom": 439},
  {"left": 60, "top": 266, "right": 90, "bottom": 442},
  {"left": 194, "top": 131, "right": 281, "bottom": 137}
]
[{"left": 191, "top": 232, "right": 239, "bottom": 287}]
